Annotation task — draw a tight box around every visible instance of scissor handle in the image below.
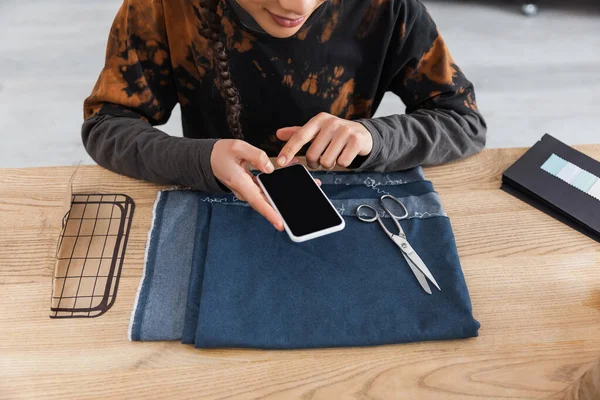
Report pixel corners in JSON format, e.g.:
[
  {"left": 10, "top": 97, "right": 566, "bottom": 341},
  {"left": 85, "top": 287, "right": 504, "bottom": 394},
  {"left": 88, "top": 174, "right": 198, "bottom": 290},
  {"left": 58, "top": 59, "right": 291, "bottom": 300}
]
[
  {"left": 380, "top": 195, "right": 409, "bottom": 219},
  {"left": 355, "top": 204, "right": 379, "bottom": 223}
]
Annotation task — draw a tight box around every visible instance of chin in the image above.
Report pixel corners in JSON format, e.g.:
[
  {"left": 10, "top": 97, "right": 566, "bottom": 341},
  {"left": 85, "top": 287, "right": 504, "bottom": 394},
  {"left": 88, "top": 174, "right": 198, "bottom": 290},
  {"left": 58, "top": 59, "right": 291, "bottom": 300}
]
[
  {"left": 266, "top": 29, "right": 302, "bottom": 38},
  {"left": 261, "top": 24, "right": 303, "bottom": 39}
]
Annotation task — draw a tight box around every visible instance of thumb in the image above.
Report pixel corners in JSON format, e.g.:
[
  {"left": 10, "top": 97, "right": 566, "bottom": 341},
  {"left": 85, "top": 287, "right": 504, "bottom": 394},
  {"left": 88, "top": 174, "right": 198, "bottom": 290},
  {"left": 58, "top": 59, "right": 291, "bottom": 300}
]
[
  {"left": 233, "top": 141, "right": 275, "bottom": 173},
  {"left": 276, "top": 126, "right": 301, "bottom": 142}
]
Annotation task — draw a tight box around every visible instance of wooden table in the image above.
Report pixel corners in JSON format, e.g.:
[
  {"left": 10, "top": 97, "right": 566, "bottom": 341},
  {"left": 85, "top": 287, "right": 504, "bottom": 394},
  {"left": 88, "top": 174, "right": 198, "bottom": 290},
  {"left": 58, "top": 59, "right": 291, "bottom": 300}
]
[{"left": 1, "top": 147, "right": 599, "bottom": 399}]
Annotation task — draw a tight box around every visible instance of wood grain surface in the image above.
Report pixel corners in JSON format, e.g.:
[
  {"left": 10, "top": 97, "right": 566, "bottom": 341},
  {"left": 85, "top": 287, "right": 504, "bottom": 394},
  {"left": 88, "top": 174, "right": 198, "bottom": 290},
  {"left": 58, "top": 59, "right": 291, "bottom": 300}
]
[{"left": 1, "top": 146, "right": 599, "bottom": 399}]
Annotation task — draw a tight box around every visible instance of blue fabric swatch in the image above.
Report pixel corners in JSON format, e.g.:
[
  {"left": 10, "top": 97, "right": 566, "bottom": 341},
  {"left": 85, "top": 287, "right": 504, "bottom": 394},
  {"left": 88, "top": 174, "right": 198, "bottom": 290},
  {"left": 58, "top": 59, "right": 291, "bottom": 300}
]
[{"left": 541, "top": 154, "right": 567, "bottom": 175}]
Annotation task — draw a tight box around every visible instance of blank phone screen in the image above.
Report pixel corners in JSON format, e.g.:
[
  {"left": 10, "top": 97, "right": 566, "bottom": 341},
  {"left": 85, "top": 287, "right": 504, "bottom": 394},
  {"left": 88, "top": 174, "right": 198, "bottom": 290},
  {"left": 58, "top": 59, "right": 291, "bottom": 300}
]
[{"left": 258, "top": 165, "right": 343, "bottom": 237}]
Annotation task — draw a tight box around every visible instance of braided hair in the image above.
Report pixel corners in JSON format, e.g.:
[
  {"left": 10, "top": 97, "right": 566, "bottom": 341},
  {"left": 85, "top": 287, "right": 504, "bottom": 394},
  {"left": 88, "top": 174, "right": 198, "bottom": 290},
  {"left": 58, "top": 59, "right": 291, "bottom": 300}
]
[{"left": 202, "top": 0, "right": 244, "bottom": 139}]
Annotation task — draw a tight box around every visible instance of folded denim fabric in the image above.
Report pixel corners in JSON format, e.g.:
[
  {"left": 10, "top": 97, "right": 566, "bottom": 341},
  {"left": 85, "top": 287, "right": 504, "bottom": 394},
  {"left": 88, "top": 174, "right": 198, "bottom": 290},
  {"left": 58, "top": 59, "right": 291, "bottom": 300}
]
[
  {"left": 129, "top": 180, "right": 440, "bottom": 341},
  {"left": 129, "top": 169, "right": 480, "bottom": 349},
  {"left": 180, "top": 182, "right": 447, "bottom": 345}
]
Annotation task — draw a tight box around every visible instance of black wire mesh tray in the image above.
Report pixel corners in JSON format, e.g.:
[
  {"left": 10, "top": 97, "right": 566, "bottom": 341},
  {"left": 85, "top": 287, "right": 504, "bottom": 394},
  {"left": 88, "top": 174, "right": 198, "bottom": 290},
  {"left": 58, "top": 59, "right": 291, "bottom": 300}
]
[{"left": 50, "top": 194, "right": 134, "bottom": 318}]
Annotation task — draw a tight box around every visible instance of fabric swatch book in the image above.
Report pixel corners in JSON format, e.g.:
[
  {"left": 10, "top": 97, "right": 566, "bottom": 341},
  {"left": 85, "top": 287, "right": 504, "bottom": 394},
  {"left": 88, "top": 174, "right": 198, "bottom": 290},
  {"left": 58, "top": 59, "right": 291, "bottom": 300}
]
[{"left": 502, "top": 134, "right": 600, "bottom": 243}]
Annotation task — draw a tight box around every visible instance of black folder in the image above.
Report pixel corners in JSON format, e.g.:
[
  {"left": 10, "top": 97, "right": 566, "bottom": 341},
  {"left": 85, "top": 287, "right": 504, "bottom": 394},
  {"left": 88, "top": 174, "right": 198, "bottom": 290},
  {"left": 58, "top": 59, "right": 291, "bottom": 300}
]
[{"left": 501, "top": 134, "right": 600, "bottom": 243}]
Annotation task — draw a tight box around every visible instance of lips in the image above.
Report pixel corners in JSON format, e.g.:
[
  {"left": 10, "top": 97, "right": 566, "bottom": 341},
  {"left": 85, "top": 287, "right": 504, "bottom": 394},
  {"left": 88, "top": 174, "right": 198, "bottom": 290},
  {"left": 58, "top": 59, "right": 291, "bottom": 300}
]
[{"left": 267, "top": 11, "right": 307, "bottom": 28}]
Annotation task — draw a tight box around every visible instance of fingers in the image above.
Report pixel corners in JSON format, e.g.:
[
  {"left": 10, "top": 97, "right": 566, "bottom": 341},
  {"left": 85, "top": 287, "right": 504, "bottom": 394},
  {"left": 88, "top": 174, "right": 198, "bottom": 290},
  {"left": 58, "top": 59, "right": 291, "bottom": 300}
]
[
  {"left": 231, "top": 140, "right": 274, "bottom": 173},
  {"left": 277, "top": 113, "right": 329, "bottom": 167},
  {"left": 276, "top": 114, "right": 367, "bottom": 170},
  {"left": 305, "top": 122, "right": 336, "bottom": 169},
  {"left": 276, "top": 126, "right": 301, "bottom": 141},
  {"left": 235, "top": 175, "right": 284, "bottom": 230},
  {"left": 317, "top": 125, "right": 349, "bottom": 169},
  {"left": 233, "top": 171, "right": 257, "bottom": 201},
  {"left": 232, "top": 190, "right": 245, "bottom": 201},
  {"left": 337, "top": 133, "right": 363, "bottom": 167}
]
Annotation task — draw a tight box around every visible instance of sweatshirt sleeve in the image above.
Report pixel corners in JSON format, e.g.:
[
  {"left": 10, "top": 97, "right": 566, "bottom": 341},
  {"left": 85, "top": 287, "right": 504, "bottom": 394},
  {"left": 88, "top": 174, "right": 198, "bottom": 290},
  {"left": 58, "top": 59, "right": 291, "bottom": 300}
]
[
  {"left": 82, "top": 0, "right": 225, "bottom": 193},
  {"left": 354, "top": 0, "right": 487, "bottom": 172}
]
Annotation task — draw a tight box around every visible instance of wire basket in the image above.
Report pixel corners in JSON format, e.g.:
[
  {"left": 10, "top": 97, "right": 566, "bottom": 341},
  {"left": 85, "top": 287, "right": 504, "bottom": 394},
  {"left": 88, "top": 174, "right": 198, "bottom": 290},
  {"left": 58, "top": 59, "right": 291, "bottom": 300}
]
[{"left": 50, "top": 194, "right": 134, "bottom": 318}]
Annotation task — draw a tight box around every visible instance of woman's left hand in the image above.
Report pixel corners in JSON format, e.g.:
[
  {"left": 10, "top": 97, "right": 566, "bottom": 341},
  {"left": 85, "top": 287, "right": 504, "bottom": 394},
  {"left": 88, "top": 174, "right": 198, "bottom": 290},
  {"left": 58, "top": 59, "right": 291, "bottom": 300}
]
[{"left": 275, "top": 112, "right": 373, "bottom": 169}]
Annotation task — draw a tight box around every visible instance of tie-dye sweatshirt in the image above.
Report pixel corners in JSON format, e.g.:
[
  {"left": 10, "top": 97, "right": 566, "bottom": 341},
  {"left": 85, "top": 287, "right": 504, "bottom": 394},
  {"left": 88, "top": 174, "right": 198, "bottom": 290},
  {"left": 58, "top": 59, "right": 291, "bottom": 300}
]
[{"left": 82, "top": 0, "right": 486, "bottom": 193}]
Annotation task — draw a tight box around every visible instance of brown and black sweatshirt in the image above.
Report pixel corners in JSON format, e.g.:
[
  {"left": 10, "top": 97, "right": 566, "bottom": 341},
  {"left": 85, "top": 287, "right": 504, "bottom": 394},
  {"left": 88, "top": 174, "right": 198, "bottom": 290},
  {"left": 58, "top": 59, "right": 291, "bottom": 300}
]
[{"left": 82, "top": 0, "right": 487, "bottom": 193}]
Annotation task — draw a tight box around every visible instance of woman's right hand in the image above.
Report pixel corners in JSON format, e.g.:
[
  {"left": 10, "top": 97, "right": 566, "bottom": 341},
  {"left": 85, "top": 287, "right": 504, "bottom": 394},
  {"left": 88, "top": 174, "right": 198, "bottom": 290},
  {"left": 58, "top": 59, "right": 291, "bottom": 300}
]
[{"left": 210, "top": 139, "right": 284, "bottom": 231}]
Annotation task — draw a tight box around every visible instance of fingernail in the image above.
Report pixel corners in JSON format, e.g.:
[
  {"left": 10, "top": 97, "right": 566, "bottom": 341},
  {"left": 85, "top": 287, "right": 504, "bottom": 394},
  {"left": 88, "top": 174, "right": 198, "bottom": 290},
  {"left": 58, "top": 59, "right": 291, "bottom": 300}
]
[
  {"left": 265, "top": 161, "right": 274, "bottom": 173},
  {"left": 277, "top": 156, "right": 287, "bottom": 166}
]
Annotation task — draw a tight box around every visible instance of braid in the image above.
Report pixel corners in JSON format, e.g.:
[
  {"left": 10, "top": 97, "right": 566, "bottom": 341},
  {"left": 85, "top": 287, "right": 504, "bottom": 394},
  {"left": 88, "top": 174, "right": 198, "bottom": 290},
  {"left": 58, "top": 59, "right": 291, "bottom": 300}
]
[{"left": 202, "top": 0, "right": 244, "bottom": 139}]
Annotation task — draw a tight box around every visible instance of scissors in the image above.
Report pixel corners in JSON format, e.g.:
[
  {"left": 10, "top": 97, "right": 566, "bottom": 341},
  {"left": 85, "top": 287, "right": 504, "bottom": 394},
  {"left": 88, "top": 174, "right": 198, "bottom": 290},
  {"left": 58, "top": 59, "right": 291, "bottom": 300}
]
[{"left": 356, "top": 195, "right": 441, "bottom": 294}]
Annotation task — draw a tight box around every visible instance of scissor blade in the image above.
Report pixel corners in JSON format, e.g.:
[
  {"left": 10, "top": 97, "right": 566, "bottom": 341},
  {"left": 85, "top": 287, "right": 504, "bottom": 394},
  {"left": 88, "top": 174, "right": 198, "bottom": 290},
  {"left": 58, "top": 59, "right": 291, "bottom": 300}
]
[
  {"left": 407, "top": 252, "right": 441, "bottom": 291},
  {"left": 403, "top": 254, "right": 432, "bottom": 294},
  {"left": 392, "top": 235, "right": 441, "bottom": 291}
]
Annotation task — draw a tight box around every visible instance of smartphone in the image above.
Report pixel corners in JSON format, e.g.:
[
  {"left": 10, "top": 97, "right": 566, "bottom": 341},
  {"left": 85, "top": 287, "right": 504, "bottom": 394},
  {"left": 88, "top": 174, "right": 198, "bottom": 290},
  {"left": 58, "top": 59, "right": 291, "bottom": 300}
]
[{"left": 256, "top": 164, "right": 345, "bottom": 242}]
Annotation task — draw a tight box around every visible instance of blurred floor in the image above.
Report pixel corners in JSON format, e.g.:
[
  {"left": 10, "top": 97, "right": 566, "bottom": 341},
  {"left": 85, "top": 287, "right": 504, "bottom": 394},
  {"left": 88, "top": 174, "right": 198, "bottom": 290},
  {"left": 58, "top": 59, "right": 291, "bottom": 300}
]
[{"left": 0, "top": 0, "right": 598, "bottom": 168}]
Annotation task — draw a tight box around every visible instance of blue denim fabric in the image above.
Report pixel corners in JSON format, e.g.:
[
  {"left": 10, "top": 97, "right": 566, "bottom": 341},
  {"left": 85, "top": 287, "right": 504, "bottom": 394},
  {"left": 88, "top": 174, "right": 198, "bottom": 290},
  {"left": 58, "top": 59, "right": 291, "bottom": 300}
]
[
  {"left": 193, "top": 180, "right": 436, "bottom": 205},
  {"left": 131, "top": 181, "right": 441, "bottom": 342},
  {"left": 129, "top": 191, "right": 199, "bottom": 341},
  {"left": 311, "top": 168, "right": 425, "bottom": 185},
  {"left": 130, "top": 169, "right": 480, "bottom": 348},
  {"left": 178, "top": 183, "right": 447, "bottom": 344},
  {"left": 193, "top": 208, "right": 478, "bottom": 349}
]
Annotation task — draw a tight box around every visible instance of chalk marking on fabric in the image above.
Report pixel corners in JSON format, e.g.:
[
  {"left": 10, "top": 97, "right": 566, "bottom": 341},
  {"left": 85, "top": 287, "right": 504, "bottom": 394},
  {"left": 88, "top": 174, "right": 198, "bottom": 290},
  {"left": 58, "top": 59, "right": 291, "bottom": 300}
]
[
  {"left": 410, "top": 211, "right": 446, "bottom": 219},
  {"left": 363, "top": 177, "right": 391, "bottom": 195},
  {"left": 200, "top": 196, "right": 230, "bottom": 204}
]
